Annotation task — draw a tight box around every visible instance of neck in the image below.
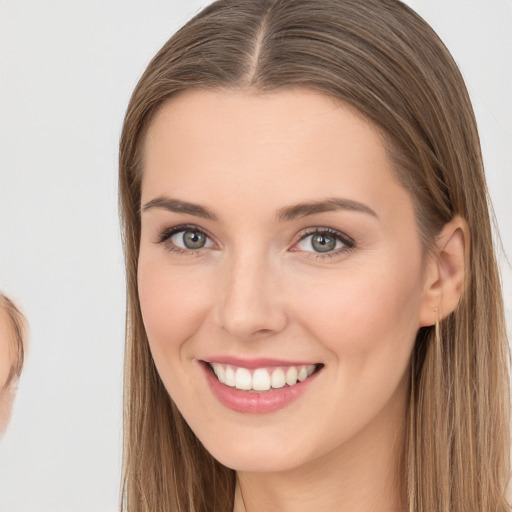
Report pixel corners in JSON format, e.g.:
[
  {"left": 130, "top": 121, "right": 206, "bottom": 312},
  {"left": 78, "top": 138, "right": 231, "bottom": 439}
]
[{"left": 233, "top": 386, "right": 406, "bottom": 512}]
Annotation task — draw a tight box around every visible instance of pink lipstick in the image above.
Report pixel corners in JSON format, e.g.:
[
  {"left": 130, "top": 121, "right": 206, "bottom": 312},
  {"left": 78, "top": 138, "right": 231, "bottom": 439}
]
[{"left": 199, "top": 359, "right": 322, "bottom": 414}]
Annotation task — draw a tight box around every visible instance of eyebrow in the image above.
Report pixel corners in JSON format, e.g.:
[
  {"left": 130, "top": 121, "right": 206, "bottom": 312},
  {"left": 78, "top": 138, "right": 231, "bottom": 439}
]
[
  {"left": 141, "top": 196, "right": 377, "bottom": 222},
  {"left": 276, "top": 197, "right": 378, "bottom": 222},
  {"left": 142, "top": 197, "right": 218, "bottom": 221}
]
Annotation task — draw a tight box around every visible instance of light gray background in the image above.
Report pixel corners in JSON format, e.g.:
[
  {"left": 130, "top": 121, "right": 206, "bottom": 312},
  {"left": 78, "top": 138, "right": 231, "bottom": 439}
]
[{"left": 0, "top": 1, "right": 510, "bottom": 511}]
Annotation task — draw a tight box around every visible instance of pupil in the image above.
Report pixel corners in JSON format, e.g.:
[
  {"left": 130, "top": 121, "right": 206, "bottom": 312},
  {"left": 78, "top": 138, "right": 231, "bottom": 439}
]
[
  {"left": 312, "top": 234, "right": 335, "bottom": 253},
  {"left": 183, "top": 231, "right": 206, "bottom": 249}
]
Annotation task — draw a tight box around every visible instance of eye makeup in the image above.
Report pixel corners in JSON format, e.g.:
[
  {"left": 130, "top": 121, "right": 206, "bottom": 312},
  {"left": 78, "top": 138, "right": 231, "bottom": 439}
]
[
  {"left": 155, "top": 223, "right": 356, "bottom": 260},
  {"left": 289, "top": 227, "right": 356, "bottom": 261},
  {"left": 155, "top": 224, "right": 215, "bottom": 256}
]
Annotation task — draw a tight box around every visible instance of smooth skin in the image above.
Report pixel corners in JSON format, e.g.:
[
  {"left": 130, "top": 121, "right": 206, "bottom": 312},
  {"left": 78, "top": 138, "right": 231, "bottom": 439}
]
[
  {"left": 138, "top": 89, "right": 467, "bottom": 512},
  {"left": 0, "top": 308, "right": 19, "bottom": 436}
]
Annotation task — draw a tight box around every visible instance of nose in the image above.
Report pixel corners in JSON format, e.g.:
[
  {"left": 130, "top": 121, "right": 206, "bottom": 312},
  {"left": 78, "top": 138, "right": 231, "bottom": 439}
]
[{"left": 214, "top": 250, "right": 288, "bottom": 340}]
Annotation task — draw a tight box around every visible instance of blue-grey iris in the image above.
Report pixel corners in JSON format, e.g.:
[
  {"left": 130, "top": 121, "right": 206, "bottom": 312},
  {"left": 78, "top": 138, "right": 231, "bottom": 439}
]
[
  {"left": 311, "top": 233, "right": 336, "bottom": 252},
  {"left": 183, "top": 231, "right": 207, "bottom": 249}
]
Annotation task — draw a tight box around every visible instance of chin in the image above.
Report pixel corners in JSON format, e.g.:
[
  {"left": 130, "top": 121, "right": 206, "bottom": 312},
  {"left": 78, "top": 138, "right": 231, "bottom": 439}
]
[
  {"left": 191, "top": 420, "right": 320, "bottom": 474},
  {"left": 208, "top": 445, "right": 308, "bottom": 473}
]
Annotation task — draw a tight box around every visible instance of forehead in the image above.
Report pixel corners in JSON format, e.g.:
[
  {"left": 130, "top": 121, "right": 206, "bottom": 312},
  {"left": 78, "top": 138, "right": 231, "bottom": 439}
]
[
  {"left": 144, "top": 88, "right": 383, "bottom": 171},
  {"left": 141, "top": 88, "right": 412, "bottom": 224}
]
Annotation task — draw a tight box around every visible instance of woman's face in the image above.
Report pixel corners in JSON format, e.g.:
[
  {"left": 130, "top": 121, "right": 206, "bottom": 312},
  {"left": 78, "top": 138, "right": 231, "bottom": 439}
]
[
  {"left": 0, "top": 308, "right": 17, "bottom": 436},
  {"left": 138, "top": 89, "right": 432, "bottom": 472}
]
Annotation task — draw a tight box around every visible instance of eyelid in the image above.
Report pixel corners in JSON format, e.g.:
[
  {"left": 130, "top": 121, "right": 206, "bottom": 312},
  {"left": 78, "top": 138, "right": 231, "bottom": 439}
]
[
  {"left": 290, "top": 227, "right": 355, "bottom": 257},
  {"left": 155, "top": 223, "right": 217, "bottom": 252},
  {"left": 294, "top": 226, "right": 354, "bottom": 245},
  {"left": 154, "top": 224, "right": 355, "bottom": 259}
]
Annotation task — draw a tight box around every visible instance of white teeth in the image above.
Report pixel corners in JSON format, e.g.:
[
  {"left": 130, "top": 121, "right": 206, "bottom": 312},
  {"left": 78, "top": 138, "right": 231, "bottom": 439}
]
[
  {"left": 235, "top": 367, "right": 252, "bottom": 390},
  {"left": 209, "top": 363, "right": 318, "bottom": 391},
  {"left": 271, "top": 368, "right": 286, "bottom": 389},
  {"left": 212, "top": 363, "right": 225, "bottom": 384},
  {"left": 225, "top": 366, "right": 236, "bottom": 387},
  {"left": 285, "top": 366, "right": 298, "bottom": 386},
  {"left": 252, "top": 368, "right": 271, "bottom": 391},
  {"left": 297, "top": 366, "right": 308, "bottom": 382}
]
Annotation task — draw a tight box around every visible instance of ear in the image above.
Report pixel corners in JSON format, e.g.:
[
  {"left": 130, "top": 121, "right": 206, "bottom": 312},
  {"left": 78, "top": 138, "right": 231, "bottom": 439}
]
[{"left": 419, "top": 215, "right": 469, "bottom": 327}]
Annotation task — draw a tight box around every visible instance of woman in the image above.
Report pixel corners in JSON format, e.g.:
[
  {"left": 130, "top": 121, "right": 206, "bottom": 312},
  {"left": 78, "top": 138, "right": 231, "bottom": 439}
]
[
  {"left": 118, "top": 1, "right": 511, "bottom": 510},
  {"left": 0, "top": 294, "right": 26, "bottom": 437}
]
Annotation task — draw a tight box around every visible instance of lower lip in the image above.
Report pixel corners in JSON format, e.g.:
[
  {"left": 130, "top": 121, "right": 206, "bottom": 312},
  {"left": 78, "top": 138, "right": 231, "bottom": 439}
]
[{"left": 200, "top": 362, "right": 320, "bottom": 414}]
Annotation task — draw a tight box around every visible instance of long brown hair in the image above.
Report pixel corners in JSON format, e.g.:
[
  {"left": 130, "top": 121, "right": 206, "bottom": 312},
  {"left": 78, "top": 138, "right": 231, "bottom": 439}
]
[{"left": 118, "top": 1, "right": 510, "bottom": 510}]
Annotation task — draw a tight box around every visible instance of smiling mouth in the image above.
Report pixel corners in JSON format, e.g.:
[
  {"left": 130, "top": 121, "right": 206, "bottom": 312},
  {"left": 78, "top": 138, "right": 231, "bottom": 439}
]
[{"left": 205, "top": 362, "right": 323, "bottom": 393}]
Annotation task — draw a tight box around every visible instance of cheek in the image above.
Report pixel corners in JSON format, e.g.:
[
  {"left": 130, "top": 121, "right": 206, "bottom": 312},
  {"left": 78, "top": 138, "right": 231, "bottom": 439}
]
[
  {"left": 291, "top": 258, "right": 424, "bottom": 360},
  {"left": 137, "top": 257, "right": 212, "bottom": 360},
  {"left": 281, "top": 259, "right": 424, "bottom": 448}
]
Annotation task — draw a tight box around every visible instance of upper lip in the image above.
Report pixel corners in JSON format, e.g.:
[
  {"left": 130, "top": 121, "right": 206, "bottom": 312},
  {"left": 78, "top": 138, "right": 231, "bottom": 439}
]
[{"left": 201, "top": 356, "right": 319, "bottom": 369}]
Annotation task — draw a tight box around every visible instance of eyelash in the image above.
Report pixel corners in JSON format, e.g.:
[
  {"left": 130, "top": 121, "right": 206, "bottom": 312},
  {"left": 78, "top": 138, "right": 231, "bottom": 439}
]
[
  {"left": 155, "top": 224, "right": 355, "bottom": 259},
  {"left": 156, "top": 224, "right": 211, "bottom": 255},
  {"left": 294, "top": 227, "right": 355, "bottom": 260}
]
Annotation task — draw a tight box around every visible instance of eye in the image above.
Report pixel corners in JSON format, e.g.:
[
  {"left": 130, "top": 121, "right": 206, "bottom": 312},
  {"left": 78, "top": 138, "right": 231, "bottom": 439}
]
[
  {"left": 172, "top": 229, "right": 208, "bottom": 250},
  {"left": 292, "top": 228, "right": 354, "bottom": 256},
  {"left": 157, "top": 225, "right": 215, "bottom": 253}
]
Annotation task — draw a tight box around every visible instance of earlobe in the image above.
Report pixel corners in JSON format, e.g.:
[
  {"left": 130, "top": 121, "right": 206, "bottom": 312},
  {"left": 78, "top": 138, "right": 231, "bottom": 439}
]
[{"left": 419, "top": 216, "right": 469, "bottom": 327}]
